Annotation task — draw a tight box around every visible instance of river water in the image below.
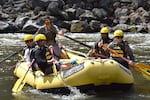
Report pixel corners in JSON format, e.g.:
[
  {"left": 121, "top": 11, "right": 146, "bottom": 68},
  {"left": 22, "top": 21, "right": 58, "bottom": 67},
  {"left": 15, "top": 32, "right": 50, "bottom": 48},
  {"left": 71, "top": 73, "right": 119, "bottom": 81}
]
[{"left": 0, "top": 33, "right": 150, "bottom": 100}]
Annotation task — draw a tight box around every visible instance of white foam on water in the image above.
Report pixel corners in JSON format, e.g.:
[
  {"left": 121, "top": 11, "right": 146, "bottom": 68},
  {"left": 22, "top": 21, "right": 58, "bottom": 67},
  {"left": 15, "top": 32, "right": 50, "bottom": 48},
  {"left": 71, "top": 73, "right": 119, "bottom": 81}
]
[
  {"left": 52, "top": 87, "right": 91, "bottom": 100},
  {"left": 0, "top": 33, "right": 25, "bottom": 46},
  {"left": 23, "top": 88, "right": 92, "bottom": 100},
  {"left": 139, "top": 94, "right": 150, "bottom": 98}
]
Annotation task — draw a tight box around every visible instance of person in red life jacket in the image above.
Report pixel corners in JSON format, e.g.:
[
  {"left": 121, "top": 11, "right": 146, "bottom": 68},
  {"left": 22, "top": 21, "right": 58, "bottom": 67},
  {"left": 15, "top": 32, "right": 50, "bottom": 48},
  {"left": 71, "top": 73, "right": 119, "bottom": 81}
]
[
  {"left": 35, "top": 16, "right": 67, "bottom": 60},
  {"left": 87, "top": 27, "right": 112, "bottom": 58},
  {"left": 107, "top": 29, "right": 135, "bottom": 68}
]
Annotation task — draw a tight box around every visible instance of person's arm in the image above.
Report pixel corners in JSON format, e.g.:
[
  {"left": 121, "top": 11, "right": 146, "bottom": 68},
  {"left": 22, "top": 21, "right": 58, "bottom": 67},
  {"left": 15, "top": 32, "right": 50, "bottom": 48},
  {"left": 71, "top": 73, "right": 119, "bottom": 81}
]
[
  {"left": 24, "top": 49, "right": 30, "bottom": 62},
  {"left": 30, "top": 49, "right": 40, "bottom": 71},
  {"left": 87, "top": 40, "right": 100, "bottom": 57},
  {"left": 58, "top": 30, "right": 64, "bottom": 36},
  {"left": 52, "top": 24, "right": 64, "bottom": 36},
  {"left": 125, "top": 42, "right": 135, "bottom": 62},
  {"left": 35, "top": 26, "right": 45, "bottom": 35}
]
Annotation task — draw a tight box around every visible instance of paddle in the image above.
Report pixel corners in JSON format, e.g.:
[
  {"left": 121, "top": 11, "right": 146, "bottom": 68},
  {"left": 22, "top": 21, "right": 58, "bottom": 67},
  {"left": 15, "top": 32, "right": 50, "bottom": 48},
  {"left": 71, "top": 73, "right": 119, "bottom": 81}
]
[
  {"left": 64, "top": 34, "right": 150, "bottom": 67},
  {"left": 0, "top": 47, "right": 25, "bottom": 63},
  {"left": 64, "top": 34, "right": 92, "bottom": 49},
  {"left": 12, "top": 59, "right": 35, "bottom": 93},
  {"left": 136, "top": 63, "right": 150, "bottom": 69},
  {"left": 49, "top": 46, "right": 76, "bottom": 90},
  {"left": 49, "top": 46, "right": 58, "bottom": 76},
  {"left": 102, "top": 45, "right": 150, "bottom": 80},
  {"left": 63, "top": 34, "right": 108, "bottom": 58}
]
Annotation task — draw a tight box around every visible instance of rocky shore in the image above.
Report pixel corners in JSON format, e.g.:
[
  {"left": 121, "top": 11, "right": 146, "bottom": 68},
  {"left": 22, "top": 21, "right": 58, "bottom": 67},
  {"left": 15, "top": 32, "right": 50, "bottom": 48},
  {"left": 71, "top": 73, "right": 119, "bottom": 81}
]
[{"left": 0, "top": 0, "right": 150, "bottom": 34}]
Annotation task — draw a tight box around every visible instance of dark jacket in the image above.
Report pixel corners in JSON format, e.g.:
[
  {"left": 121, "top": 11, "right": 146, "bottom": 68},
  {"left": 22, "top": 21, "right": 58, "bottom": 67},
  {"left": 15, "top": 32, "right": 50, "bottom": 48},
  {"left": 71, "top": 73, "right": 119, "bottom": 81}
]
[{"left": 30, "top": 46, "right": 52, "bottom": 73}]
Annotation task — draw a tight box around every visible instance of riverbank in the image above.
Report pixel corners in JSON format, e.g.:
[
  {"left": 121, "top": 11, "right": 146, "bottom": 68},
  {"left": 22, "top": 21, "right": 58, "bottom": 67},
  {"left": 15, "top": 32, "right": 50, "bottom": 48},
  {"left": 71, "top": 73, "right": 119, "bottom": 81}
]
[{"left": 0, "top": 0, "right": 150, "bottom": 34}]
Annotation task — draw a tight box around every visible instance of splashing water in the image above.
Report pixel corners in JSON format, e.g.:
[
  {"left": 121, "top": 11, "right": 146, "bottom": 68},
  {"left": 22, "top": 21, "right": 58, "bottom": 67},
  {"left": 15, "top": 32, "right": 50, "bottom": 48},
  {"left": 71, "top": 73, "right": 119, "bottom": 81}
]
[
  {"left": 52, "top": 86, "right": 94, "bottom": 100},
  {"left": 13, "top": 88, "right": 91, "bottom": 100},
  {"left": 52, "top": 74, "right": 91, "bottom": 100},
  {"left": 52, "top": 87, "right": 89, "bottom": 100}
]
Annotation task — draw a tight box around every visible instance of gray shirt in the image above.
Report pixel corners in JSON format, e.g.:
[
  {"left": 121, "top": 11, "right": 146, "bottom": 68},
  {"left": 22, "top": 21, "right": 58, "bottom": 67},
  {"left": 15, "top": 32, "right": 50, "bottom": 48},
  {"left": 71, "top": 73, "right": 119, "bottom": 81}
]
[{"left": 35, "top": 24, "right": 59, "bottom": 43}]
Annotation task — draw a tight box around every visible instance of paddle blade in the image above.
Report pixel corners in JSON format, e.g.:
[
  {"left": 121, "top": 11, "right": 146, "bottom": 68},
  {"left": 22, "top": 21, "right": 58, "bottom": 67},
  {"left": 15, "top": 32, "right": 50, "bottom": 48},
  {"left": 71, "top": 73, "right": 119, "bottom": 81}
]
[
  {"left": 136, "top": 63, "right": 150, "bottom": 69},
  {"left": 141, "top": 72, "right": 150, "bottom": 80},
  {"left": 53, "top": 65, "right": 58, "bottom": 76},
  {"left": 12, "top": 77, "right": 26, "bottom": 93},
  {"left": 135, "top": 65, "right": 150, "bottom": 80}
]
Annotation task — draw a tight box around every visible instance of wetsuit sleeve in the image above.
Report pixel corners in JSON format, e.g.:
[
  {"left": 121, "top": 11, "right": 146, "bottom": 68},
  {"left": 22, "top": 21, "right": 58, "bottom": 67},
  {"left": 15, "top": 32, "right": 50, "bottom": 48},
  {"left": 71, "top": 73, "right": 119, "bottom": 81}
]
[
  {"left": 125, "top": 42, "right": 135, "bottom": 62},
  {"left": 30, "top": 49, "right": 35, "bottom": 62},
  {"left": 30, "top": 49, "right": 38, "bottom": 70}
]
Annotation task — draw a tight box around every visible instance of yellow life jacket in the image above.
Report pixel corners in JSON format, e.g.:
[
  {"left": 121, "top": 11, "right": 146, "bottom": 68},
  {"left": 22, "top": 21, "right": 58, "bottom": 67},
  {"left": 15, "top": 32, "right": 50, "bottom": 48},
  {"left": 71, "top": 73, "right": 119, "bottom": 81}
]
[
  {"left": 45, "top": 48, "right": 52, "bottom": 60},
  {"left": 110, "top": 45, "right": 124, "bottom": 58}
]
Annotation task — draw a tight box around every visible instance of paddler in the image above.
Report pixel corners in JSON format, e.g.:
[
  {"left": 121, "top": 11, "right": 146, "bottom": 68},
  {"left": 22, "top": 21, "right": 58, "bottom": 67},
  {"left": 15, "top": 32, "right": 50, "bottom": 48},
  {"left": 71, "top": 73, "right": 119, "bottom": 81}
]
[
  {"left": 107, "top": 29, "right": 135, "bottom": 68},
  {"left": 87, "top": 27, "right": 112, "bottom": 58}
]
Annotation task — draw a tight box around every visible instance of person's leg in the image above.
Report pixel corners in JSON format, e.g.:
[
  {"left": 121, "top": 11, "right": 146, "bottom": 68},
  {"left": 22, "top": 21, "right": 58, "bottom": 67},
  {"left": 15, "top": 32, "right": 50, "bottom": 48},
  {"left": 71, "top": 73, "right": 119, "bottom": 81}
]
[
  {"left": 116, "top": 59, "right": 129, "bottom": 69},
  {"left": 60, "top": 49, "right": 70, "bottom": 59},
  {"left": 61, "top": 63, "right": 72, "bottom": 71},
  {"left": 45, "top": 65, "right": 53, "bottom": 75},
  {"left": 56, "top": 62, "right": 71, "bottom": 71}
]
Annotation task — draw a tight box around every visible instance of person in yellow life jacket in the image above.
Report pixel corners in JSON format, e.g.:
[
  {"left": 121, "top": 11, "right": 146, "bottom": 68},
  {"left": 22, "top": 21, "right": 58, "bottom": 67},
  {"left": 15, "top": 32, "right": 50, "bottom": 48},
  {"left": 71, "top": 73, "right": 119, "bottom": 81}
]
[
  {"left": 87, "top": 27, "right": 112, "bottom": 58},
  {"left": 108, "top": 29, "right": 135, "bottom": 68},
  {"left": 30, "top": 34, "right": 72, "bottom": 75}
]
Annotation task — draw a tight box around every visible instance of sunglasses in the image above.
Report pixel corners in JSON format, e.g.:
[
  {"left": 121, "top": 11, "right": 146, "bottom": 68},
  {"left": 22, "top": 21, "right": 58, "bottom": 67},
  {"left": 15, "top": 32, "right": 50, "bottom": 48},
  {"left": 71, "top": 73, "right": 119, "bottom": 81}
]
[
  {"left": 25, "top": 40, "right": 33, "bottom": 43},
  {"left": 101, "top": 33, "right": 108, "bottom": 35},
  {"left": 115, "top": 36, "right": 123, "bottom": 39},
  {"left": 38, "top": 40, "right": 46, "bottom": 42}
]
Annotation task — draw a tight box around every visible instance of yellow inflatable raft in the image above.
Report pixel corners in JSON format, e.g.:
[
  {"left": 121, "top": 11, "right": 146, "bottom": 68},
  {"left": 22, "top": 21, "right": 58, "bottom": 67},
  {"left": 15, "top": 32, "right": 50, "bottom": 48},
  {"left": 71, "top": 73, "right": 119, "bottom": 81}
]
[{"left": 13, "top": 49, "right": 134, "bottom": 93}]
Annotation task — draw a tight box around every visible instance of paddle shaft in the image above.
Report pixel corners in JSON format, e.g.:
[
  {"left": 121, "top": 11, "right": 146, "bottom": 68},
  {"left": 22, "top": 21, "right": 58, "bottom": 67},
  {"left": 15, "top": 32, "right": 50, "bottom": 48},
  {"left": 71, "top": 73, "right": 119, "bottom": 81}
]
[
  {"left": 0, "top": 47, "right": 24, "bottom": 63},
  {"left": 22, "top": 59, "right": 35, "bottom": 80},
  {"left": 64, "top": 35, "right": 92, "bottom": 49},
  {"left": 102, "top": 45, "right": 144, "bottom": 69},
  {"left": 105, "top": 46, "right": 131, "bottom": 63},
  {"left": 12, "top": 59, "right": 35, "bottom": 92},
  {"left": 104, "top": 45, "right": 150, "bottom": 80},
  {"left": 49, "top": 46, "right": 69, "bottom": 86},
  {"left": 63, "top": 34, "right": 109, "bottom": 58}
]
